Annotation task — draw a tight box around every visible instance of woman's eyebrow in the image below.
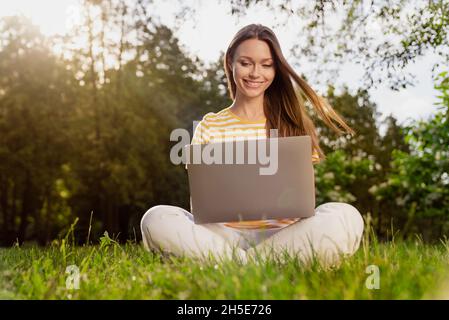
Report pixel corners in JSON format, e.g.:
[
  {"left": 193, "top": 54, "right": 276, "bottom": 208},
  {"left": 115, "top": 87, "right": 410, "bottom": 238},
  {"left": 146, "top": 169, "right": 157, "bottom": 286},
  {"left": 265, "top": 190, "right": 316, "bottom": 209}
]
[{"left": 238, "top": 56, "right": 273, "bottom": 62}]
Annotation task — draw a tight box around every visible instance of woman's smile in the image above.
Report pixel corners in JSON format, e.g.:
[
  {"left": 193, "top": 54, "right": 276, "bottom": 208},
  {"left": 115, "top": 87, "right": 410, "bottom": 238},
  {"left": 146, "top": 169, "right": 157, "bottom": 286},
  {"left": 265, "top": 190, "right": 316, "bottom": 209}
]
[{"left": 243, "top": 79, "right": 265, "bottom": 88}]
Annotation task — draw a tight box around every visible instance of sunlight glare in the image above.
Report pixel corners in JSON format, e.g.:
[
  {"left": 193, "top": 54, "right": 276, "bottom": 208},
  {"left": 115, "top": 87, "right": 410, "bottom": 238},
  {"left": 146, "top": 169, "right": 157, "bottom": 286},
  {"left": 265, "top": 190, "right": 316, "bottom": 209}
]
[{"left": 0, "top": 0, "right": 80, "bottom": 36}]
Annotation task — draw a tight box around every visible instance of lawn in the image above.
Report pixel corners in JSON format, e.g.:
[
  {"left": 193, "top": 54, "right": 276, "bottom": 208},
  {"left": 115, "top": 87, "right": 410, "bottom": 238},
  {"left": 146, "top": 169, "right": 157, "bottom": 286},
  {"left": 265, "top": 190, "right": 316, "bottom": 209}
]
[{"left": 0, "top": 230, "right": 448, "bottom": 300}]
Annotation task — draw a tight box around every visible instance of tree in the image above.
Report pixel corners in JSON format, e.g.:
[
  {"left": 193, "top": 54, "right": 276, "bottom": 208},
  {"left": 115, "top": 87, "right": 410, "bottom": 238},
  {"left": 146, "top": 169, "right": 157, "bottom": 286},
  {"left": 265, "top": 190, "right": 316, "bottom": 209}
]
[
  {"left": 53, "top": 0, "right": 229, "bottom": 241},
  {"left": 371, "top": 72, "right": 449, "bottom": 241},
  {"left": 220, "top": 0, "right": 449, "bottom": 89},
  {"left": 0, "top": 16, "right": 78, "bottom": 245},
  {"left": 316, "top": 86, "right": 382, "bottom": 158}
]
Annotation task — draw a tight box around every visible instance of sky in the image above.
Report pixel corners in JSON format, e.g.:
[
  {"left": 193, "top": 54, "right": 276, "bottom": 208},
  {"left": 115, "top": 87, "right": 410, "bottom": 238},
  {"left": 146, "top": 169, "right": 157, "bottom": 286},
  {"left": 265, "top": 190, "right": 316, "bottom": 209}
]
[{"left": 0, "top": 0, "right": 442, "bottom": 134}]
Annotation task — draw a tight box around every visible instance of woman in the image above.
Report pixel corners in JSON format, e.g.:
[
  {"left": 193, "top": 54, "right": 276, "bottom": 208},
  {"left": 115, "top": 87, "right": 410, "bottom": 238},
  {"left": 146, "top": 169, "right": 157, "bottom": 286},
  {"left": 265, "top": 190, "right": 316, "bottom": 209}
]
[{"left": 140, "top": 24, "right": 364, "bottom": 267}]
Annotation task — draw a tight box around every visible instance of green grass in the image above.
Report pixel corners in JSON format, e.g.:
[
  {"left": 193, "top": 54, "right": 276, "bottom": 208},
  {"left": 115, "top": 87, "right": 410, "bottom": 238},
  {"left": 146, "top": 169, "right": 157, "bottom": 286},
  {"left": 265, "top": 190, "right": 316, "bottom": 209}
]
[{"left": 0, "top": 230, "right": 448, "bottom": 300}]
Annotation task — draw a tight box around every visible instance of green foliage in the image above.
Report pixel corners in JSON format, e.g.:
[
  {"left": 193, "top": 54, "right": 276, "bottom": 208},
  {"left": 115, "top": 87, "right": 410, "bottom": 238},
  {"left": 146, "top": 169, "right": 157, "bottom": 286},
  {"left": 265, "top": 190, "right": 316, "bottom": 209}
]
[
  {"left": 61, "top": 11, "right": 208, "bottom": 239},
  {"left": 317, "top": 86, "right": 382, "bottom": 158},
  {"left": 0, "top": 10, "right": 221, "bottom": 245},
  {"left": 226, "top": 0, "right": 449, "bottom": 89},
  {"left": 99, "top": 231, "right": 119, "bottom": 250},
  {"left": 0, "top": 236, "right": 448, "bottom": 299},
  {"left": 0, "top": 15, "right": 78, "bottom": 245},
  {"left": 315, "top": 150, "right": 377, "bottom": 205},
  {"left": 0, "top": 2, "right": 448, "bottom": 245},
  {"left": 312, "top": 86, "right": 403, "bottom": 240},
  {"left": 370, "top": 72, "right": 449, "bottom": 239},
  {"left": 435, "top": 71, "right": 449, "bottom": 116}
]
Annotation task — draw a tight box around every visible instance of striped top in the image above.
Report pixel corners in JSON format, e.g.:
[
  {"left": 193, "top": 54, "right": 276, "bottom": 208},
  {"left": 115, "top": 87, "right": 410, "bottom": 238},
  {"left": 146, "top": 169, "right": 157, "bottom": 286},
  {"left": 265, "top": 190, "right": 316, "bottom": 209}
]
[{"left": 189, "top": 106, "right": 320, "bottom": 230}]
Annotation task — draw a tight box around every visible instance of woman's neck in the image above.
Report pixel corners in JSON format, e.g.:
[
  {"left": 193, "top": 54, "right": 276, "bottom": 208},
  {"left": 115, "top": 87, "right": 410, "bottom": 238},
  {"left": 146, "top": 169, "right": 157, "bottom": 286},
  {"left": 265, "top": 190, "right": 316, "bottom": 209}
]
[{"left": 229, "top": 93, "right": 266, "bottom": 121}]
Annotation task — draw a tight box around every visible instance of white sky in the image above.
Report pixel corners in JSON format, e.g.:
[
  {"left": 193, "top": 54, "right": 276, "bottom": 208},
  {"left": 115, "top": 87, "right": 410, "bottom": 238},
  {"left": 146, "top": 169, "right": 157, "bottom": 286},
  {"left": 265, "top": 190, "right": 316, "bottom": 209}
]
[{"left": 0, "top": 0, "right": 442, "bottom": 133}]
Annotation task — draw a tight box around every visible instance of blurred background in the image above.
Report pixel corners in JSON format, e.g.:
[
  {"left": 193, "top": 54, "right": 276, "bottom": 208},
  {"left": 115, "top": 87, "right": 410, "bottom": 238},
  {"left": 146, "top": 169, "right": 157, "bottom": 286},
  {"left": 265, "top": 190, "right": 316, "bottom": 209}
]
[{"left": 0, "top": 0, "right": 448, "bottom": 246}]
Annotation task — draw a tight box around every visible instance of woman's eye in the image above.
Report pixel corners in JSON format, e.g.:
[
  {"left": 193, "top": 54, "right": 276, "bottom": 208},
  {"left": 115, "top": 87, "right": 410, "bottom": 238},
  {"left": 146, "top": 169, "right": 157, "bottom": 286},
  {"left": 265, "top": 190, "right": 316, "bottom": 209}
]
[{"left": 240, "top": 62, "right": 272, "bottom": 68}]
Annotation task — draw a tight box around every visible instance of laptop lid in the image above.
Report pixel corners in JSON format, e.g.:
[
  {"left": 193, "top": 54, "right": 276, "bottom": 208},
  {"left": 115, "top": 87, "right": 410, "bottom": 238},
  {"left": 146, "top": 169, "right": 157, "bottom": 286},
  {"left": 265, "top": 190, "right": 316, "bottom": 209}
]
[{"left": 185, "top": 135, "right": 315, "bottom": 224}]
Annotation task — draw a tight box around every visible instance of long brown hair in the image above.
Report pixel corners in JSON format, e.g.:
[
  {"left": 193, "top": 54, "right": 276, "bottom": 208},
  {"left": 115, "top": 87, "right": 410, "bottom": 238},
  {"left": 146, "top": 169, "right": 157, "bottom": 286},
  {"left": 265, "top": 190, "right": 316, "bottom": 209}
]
[{"left": 224, "top": 24, "right": 354, "bottom": 161}]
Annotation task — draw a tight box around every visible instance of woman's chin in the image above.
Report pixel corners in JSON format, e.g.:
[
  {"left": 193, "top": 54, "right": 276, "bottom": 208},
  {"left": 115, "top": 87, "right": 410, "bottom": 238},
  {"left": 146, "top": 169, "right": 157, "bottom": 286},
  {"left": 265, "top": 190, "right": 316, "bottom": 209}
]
[{"left": 240, "top": 87, "right": 265, "bottom": 98}]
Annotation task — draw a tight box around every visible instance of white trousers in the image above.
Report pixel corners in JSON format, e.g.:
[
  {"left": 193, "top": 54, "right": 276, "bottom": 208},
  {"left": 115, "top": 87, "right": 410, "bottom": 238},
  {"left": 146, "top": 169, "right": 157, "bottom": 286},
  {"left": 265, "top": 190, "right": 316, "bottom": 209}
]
[{"left": 140, "top": 202, "right": 364, "bottom": 267}]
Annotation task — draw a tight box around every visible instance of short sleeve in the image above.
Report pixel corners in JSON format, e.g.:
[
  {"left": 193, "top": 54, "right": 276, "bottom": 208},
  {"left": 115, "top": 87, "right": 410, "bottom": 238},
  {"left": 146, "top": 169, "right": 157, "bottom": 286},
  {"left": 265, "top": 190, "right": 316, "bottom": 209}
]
[
  {"left": 185, "top": 113, "right": 212, "bottom": 169},
  {"left": 192, "top": 112, "right": 214, "bottom": 145},
  {"left": 191, "top": 120, "right": 209, "bottom": 145}
]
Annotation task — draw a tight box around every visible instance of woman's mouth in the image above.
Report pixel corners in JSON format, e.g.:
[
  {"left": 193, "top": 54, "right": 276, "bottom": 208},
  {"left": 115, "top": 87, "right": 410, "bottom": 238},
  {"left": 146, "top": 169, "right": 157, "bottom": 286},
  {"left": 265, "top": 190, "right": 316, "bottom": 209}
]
[{"left": 243, "top": 79, "right": 265, "bottom": 88}]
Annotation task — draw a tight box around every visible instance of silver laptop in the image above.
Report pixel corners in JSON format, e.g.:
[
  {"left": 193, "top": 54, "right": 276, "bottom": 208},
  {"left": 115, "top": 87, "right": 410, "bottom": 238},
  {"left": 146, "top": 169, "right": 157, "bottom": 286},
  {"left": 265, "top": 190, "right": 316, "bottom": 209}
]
[{"left": 185, "top": 135, "right": 316, "bottom": 224}]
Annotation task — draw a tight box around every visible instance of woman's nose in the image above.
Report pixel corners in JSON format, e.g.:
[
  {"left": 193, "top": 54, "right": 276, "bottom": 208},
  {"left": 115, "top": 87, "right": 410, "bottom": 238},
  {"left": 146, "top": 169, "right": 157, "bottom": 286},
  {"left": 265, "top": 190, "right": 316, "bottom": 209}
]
[{"left": 249, "top": 65, "right": 261, "bottom": 78}]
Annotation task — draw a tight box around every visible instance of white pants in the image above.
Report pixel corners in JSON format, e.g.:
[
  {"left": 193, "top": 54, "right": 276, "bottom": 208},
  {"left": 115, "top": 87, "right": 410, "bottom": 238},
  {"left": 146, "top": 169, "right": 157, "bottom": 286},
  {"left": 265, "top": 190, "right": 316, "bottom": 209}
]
[{"left": 140, "top": 202, "right": 364, "bottom": 267}]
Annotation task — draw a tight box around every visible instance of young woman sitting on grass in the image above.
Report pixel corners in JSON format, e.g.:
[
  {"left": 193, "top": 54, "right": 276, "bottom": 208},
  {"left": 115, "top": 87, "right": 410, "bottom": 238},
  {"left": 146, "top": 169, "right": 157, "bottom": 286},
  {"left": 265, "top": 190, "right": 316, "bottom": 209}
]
[{"left": 140, "top": 24, "right": 364, "bottom": 268}]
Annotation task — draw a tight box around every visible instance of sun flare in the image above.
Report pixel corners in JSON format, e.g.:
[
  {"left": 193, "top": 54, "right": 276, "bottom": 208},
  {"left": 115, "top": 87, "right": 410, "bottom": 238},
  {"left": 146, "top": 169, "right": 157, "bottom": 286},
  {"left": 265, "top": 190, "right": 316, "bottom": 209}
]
[{"left": 0, "top": 0, "right": 80, "bottom": 36}]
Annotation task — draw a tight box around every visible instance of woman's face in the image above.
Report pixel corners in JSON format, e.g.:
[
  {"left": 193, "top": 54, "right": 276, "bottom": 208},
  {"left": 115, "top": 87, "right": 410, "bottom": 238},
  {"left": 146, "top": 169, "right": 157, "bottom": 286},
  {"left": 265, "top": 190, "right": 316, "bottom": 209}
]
[{"left": 231, "top": 38, "right": 276, "bottom": 98}]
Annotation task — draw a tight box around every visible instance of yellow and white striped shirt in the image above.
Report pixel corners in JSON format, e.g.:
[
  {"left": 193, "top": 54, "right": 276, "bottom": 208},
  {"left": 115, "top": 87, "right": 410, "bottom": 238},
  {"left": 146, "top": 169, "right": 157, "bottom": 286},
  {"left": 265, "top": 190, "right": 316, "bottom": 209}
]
[{"left": 190, "top": 106, "right": 320, "bottom": 230}]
